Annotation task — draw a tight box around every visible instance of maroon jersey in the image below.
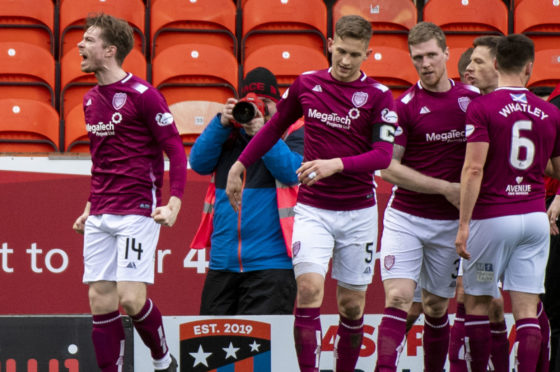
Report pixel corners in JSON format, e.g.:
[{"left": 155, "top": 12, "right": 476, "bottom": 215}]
[
  {"left": 238, "top": 68, "right": 397, "bottom": 211},
  {"left": 84, "top": 73, "right": 183, "bottom": 217},
  {"left": 467, "top": 87, "right": 560, "bottom": 219},
  {"left": 390, "top": 80, "right": 480, "bottom": 219}
]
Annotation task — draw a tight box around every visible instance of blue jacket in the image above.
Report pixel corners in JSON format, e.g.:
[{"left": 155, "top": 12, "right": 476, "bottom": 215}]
[{"left": 189, "top": 115, "right": 304, "bottom": 272}]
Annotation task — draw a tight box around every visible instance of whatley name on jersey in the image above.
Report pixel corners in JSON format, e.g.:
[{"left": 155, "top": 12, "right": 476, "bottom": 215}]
[{"left": 499, "top": 102, "right": 549, "bottom": 120}]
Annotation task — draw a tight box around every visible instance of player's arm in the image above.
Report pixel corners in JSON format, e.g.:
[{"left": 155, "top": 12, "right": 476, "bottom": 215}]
[
  {"left": 152, "top": 134, "right": 187, "bottom": 227},
  {"left": 455, "top": 141, "right": 489, "bottom": 259},
  {"left": 73, "top": 201, "right": 91, "bottom": 234},
  {"left": 299, "top": 121, "right": 396, "bottom": 186},
  {"left": 380, "top": 144, "right": 461, "bottom": 209},
  {"left": 547, "top": 156, "right": 560, "bottom": 235}
]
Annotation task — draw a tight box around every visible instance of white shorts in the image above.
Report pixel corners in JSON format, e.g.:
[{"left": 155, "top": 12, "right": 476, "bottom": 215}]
[
  {"left": 463, "top": 212, "right": 549, "bottom": 298},
  {"left": 291, "top": 203, "right": 378, "bottom": 286},
  {"left": 380, "top": 208, "right": 460, "bottom": 299},
  {"left": 83, "top": 214, "right": 161, "bottom": 284}
]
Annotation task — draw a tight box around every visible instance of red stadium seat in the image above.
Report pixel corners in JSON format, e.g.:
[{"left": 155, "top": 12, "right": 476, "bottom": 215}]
[
  {"left": 0, "top": 41, "right": 55, "bottom": 107},
  {"left": 241, "top": 0, "right": 327, "bottom": 63},
  {"left": 332, "top": 0, "right": 417, "bottom": 51},
  {"left": 243, "top": 44, "right": 329, "bottom": 94},
  {"left": 169, "top": 100, "right": 224, "bottom": 155},
  {"left": 423, "top": 0, "right": 508, "bottom": 50},
  {"left": 514, "top": 0, "right": 560, "bottom": 52},
  {"left": 150, "top": 0, "right": 237, "bottom": 60},
  {"left": 0, "top": 98, "right": 59, "bottom": 153},
  {"left": 527, "top": 49, "right": 560, "bottom": 89},
  {"left": 362, "top": 46, "right": 417, "bottom": 98},
  {"left": 64, "top": 104, "right": 89, "bottom": 153},
  {"left": 59, "top": 0, "right": 146, "bottom": 58},
  {"left": 152, "top": 43, "right": 238, "bottom": 106},
  {"left": 0, "top": 0, "right": 54, "bottom": 54}
]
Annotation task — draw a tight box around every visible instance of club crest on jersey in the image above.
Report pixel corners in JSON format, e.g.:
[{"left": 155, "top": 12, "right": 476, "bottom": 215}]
[
  {"left": 112, "top": 93, "right": 127, "bottom": 110},
  {"left": 352, "top": 92, "right": 368, "bottom": 108},
  {"left": 458, "top": 96, "right": 471, "bottom": 113},
  {"left": 384, "top": 255, "right": 395, "bottom": 270}
]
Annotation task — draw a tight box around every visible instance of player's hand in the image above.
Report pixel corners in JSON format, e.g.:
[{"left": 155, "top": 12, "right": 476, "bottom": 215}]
[
  {"left": 226, "top": 161, "right": 246, "bottom": 212},
  {"left": 455, "top": 224, "right": 471, "bottom": 259},
  {"left": 72, "top": 213, "right": 89, "bottom": 234},
  {"left": 297, "top": 158, "right": 343, "bottom": 186},
  {"left": 547, "top": 195, "right": 560, "bottom": 235},
  {"left": 443, "top": 182, "right": 461, "bottom": 210},
  {"left": 220, "top": 98, "right": 238, "bottom": 126},
  {"left": 152, "top": 196, "right": 181, "bottom": 227},
  {"left": 242, "top": 106, "right": 264, "bottom": 136}
]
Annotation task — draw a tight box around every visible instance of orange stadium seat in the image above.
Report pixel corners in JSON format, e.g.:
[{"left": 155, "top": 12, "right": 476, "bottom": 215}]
[
  {"left": 527, "top": 49, "right": 560, "bottom": 89},
  {"left": 60, "top": 46, "right": 147, "bottom": 120},
  {"left": 169, "top": 100, "right": 224, "bottom": 154},
  {"left": 0, "top": 98, "right": 59, "bottom": 153},
  {"left": 362, "top": 46, "right": 417, "bottom": 98},
  {"left": 152, "top": 43, "right": 238, "bottom": 106},
  {"left": 151, "top": 0, "right": 237, "bottom": 60},
  {"left": 332, "top": 0, "right": 417, "bottom": 51},
  {"left": 59, "top": 0, "right": 146, "bottom": 58},
  {"left": 64, "top": 104, "right": 89, "bottom": 153},
  {"left": 0, "top": 42, "right": 55, "bottom": 107},
  {"left": 241, "top": 0, "right": 327, "bottom": 63},
  {"left": 514, "top": 0, "right": 560, "bottom": 52},
  {"left": 0, "top": 0, "right": 54, "bottom": 54},
  {"left": 243, "top": 44, "right": 329, "bottom": 94},
  {"left": 423, "top": 0, "right": 508, "bottom": 50}
]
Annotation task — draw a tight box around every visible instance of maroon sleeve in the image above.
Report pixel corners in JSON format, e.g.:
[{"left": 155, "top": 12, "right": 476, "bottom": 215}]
[{"left": 160, "top": 135, "right": 187, "bottom": 199}]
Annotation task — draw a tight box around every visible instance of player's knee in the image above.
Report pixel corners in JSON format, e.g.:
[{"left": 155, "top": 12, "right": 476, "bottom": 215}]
[
  {"left": 385, "top": 288, "right": 413, "bottom": 310},
  {"left": 119, "top": 294, "right": 144, "bottom": 315},
  {"left": 489, "top": 297, "right": 505, "bottom": 322},
  {"left": 422, "top": 294, "right": 448, "bottom": 318}
]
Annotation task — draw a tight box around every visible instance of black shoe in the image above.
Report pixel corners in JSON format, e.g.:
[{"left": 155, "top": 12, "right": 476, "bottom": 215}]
[{"left": 155, "top": 354, "right": 177, "bottom": 372}]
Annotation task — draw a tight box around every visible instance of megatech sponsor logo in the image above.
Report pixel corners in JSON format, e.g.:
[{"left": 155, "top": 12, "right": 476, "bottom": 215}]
[
  {"left": 425, "top": 129, "right": 466, "bottom": 143},
  {"left": 308, "top": 108, "right": 352, "bottom": 129},
  {"left": 86, "top": 112, "right": 122, "bottom": 136}
]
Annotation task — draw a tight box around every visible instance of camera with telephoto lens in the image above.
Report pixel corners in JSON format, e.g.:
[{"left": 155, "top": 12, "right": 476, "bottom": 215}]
[{"left": 231, "top": 92, "right": 269, "bottom": 128}]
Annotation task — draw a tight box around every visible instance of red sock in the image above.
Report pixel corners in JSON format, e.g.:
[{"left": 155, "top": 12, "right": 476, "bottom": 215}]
[
  {"left": 334, "top": 315, "right": 363, "bottom": 372},
  {"left": 489, "top": 320, "right": 509, "bottom": 372},
  {"left": 294, "top": 307, "right": 322, "bottom": 372},
  {"left": 423, "top": 311, "right": 450, "bottom": 372},
  {"left": 130, "top": 299, "right": 169, "bottom": 360},
  {"left": 514, "top": 318, "right": 541, "bottom": 372},
  {"left": 92, "top": 310, "right": 125, "bottom": 372},
  {"left": 465, "top": 314, "right": 491, "bottom": 372},
  {"left": 375, "top": 307, "right": 407, "bottom": 372},
  {"left": 537, "top": 302, "right": 551, "bottom": 372},
  {"left": 449, "top": 303, "right": 468, "bottom": 372}
]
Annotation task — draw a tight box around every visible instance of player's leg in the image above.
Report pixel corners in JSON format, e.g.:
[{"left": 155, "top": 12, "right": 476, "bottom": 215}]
[
  {"left": 462, "top": 217, "right": 510, "bottom": 372},
  {"left": 488, "top": 293, "right": 509, "bottom": 372},
  {"left": 536, "top": 300, "right": 550, "bottom": 372},
  {"left": 237, "top": 269, "right": 297, "bottom": 315},
  {"left": 420, "top": 219, "right": 461, "bottom": 372},
  {"left": 199, "top": 270, "right": 242, "bottom": 315},
  {"left": 449, "top": 273, "right": 467, "bottom": 372},
  {"left": 377, "top": 209, "right": 424, "bottom": 372},
  {"left": 406, "top": 296, "right": 423, "bottom": 333},
  {"left": 291, "top": 203, "right": 335, "bottom": 372},
  {"left": 115, "top": 214, "right": 175, "bottom": 371},
  {"left": 83, "top": 214, "right": 124, "bottom": 372},
  {"left": 503, "top": 212, "right": 550, "bottom": 372},
  {"left": 331, "top": 204, "right": 378, "bottom": 372}
]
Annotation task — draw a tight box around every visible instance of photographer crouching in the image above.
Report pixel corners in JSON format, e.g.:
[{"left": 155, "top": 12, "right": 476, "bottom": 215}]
[{"left": 190, "top": 67, "right": 304, "bottom": 315}]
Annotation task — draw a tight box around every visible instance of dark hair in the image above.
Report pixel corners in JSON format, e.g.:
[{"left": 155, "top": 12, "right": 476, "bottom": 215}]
[
  {"left": 458, "top": 47, "right": 473, "bottom": 76},
  {"left": 472, "top": 35, "right": 502, "bottom": 58},
  {"left": 334, "top": 15, "right": 373, "bottom": 43},
  {"left": 531, "top": 86, "right": 554, "bottom": 98},
  {"left": 408, "top": 22, "right": 447, "bottom": 52},
  {"left": 496, "top": 34, "right": 534, "bottom": 74},
  {"left": 84, "top": 13, "right": 134, "bottom": 66}
]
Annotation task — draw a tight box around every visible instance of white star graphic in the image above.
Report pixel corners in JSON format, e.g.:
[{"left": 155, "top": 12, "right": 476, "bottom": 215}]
[
  {"left": 249, "top": 340, "right": 261, "bottom": 352},
  {"left": 189, "top": 344, "right": 212, "bottom": 367},
  {"left": 223, "top": 342, "right": 240, "bottom": 359}
]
